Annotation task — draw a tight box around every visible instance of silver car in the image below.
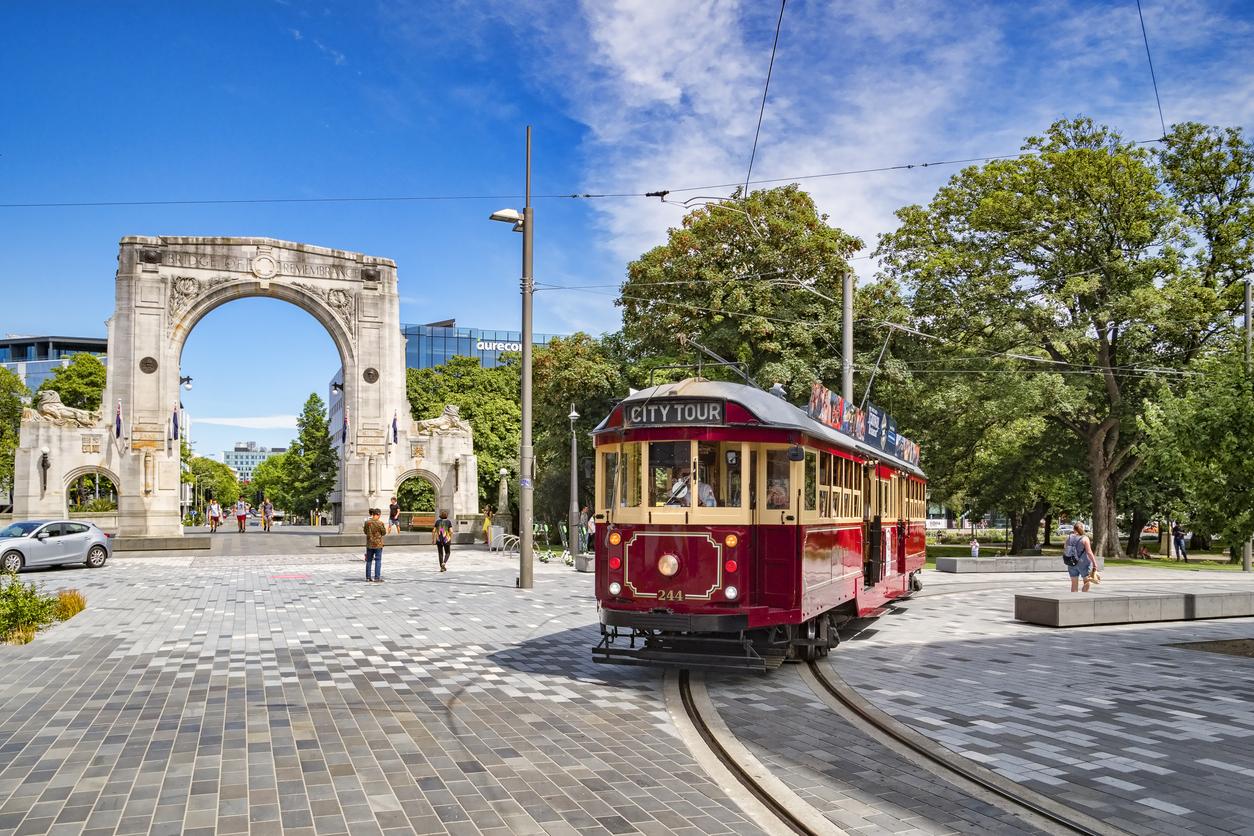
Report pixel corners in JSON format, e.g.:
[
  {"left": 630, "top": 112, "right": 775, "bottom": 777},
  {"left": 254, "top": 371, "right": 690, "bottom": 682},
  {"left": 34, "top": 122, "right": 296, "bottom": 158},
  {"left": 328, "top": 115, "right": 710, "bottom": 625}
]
[{"left": 0, "top": 520, "right": 112, "bottom": 572}]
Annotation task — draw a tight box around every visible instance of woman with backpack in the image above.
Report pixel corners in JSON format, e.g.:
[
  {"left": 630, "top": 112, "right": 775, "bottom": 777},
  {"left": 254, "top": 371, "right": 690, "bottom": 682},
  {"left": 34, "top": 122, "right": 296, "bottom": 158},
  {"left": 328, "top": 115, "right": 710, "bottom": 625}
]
[
  {"left": 434, "top": 510, "right": 453, "bottom": 572},
  {"left": 1064, "top": 522, "right": 1098, "bottom": 592}
]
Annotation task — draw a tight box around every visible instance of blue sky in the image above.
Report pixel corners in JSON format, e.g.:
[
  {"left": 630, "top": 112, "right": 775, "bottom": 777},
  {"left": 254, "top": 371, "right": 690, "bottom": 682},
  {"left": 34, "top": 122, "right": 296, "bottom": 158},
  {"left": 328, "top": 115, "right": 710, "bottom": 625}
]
[{"left": 2, "top": 0, "right": 1251, "bottom": 458}]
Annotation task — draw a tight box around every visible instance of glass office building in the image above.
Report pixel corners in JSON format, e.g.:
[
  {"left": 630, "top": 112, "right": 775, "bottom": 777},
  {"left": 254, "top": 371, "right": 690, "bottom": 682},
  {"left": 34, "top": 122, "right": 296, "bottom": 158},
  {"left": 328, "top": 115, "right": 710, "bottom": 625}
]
[
  {"left": 0, "top": 335, "right": 108, "bottom": 391},
  {"left": 403, "top": 320, "right": 563, "bottom": 369}
]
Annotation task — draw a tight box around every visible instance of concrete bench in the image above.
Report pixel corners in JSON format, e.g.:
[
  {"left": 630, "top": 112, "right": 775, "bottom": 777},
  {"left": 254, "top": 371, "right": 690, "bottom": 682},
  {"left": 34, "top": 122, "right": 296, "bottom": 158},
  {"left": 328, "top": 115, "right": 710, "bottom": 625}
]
[
  {"left": 318, "top": 533, "right": 431, "bottom": 548},
  {"left": 1015, "top": 589, "right": 1254, "bottom": 627},
  {"left": 935, "top": 556, "right": 1063, "bottom": 573},
  {"left": 114, "top": 535, "right": 212, "bottom": 552}
]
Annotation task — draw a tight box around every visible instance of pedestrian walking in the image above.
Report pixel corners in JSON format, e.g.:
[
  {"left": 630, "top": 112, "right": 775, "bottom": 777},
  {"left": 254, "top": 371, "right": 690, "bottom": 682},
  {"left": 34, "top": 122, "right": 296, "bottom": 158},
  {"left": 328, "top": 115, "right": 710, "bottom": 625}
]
[
  {"left": 260, "top": 497, "right": 274, "bottom": 532},
  {"left": 387, "top": 496, "right": 401, "bottom": 535},
  {"left": 434, "top": 510, "right": 453, "bottom": 572},
  {"left": 1063, "top": 522, "right": 1097, "bottom": 592},
  {"left": 579, "top": 505, "right": 590, "bottom": 552},
  {"left": 234, "top": 498, "right": 249, "bottom": 533},
  {"left": 970, "top": 537, "right": 980, "bottom": 558},
  {"left": 1172, "top": 521, "right": 1189, "bottom": 563},
  {"left": 586, "top": 514, "right": 596, "bottom": 552},
  {"left": 208, "top": 499, "right": 221, "bottom": 533},
  {"left": 363, "top": 508, "right": 386, "bottom": 582}
]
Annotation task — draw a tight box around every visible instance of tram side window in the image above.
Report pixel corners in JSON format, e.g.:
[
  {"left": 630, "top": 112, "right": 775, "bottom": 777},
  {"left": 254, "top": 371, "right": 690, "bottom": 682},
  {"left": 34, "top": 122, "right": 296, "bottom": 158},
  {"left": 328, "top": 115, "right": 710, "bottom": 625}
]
[
  {"left": 619, "top": 442, "right": 642, "bottom": 508},
  {"left": 803, "top": 452, "right": 817, "bottom": 512},
  {"left": 819, "top": 453, "right": 832, "bottom": 517},
  {"left": 836, "top": 458, "right": 849, "bottom": 517},
  {"left": 600, "top": 451, "right": 618, "bottom": 512},
  {"left": 765, "top": 449, "right": 791, "bottom": 509},
  {"left": 649, "top": 441, "right": 692, "bottom": 506},
  {"left": 696, "top": 441, "right": 741, "bottom": 508}
]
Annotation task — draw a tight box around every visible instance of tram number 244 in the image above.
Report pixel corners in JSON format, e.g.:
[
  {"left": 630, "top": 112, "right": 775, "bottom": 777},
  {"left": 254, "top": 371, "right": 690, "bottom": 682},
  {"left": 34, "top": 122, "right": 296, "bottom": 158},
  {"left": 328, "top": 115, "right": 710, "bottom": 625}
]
[{"left": 657, "top": 589, "right": 686, "bottom": 602}]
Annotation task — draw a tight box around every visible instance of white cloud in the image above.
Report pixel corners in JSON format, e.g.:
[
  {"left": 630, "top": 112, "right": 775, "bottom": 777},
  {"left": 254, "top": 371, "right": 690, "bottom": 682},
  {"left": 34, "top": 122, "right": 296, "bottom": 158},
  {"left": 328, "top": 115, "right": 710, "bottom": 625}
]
[{"left": 196, "top": 415, "right": 299, "bottom": 430}]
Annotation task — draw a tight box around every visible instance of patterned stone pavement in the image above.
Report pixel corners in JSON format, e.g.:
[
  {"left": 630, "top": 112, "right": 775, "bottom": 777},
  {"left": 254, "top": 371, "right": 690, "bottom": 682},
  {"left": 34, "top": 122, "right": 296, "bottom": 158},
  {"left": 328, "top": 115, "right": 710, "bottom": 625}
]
[
  {"left": 0, "top": 548, "right": 763, "bottom": 836},
  {"left": 6, "top": 546, "right": 1254, "bottom": 836},
  {"left": 832, "top": 569, "right": 1254, "bottom": 836}
]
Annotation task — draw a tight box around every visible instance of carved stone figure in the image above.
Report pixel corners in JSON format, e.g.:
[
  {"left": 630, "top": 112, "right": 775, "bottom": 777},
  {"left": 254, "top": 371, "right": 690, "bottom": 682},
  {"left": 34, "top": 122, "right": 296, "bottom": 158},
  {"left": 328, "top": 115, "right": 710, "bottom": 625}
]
[
  {"left": 24, "top": 391, "right": 101, "bottom": 428},
  {"left": 414, "top": 404, "right": 472, "bottom": 435}
]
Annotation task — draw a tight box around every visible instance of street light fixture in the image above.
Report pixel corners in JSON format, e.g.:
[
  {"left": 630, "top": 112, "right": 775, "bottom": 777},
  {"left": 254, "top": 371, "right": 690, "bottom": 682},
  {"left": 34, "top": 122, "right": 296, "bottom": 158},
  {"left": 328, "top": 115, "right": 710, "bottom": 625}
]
[
  {"left": 568, "top": 404, "right": 580, "bottom": 554},
  {"left": 180, "top": 375, "right": 193, "bottom": 391},
  {"left": 488, "top": 125, "right": 536, "bottom": 589}
]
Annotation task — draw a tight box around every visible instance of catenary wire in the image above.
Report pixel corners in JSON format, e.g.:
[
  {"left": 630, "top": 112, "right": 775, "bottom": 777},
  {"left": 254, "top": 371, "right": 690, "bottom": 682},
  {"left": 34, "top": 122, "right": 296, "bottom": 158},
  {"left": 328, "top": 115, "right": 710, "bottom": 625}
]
[
  {"left": 1135, "top": 0, "right": 1169, "bottom": 139},
  {"left": 744, "top": 0, "right": 787, "bottom": 195}
]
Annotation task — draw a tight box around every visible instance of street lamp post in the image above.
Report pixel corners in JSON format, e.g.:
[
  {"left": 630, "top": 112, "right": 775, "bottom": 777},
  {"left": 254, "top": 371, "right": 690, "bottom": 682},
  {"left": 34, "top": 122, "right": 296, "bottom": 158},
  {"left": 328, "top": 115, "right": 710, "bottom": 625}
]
[
  {"left": 568, "top": 404, "right": 580, "bottom": 554},
  {"left": 489, "top": 125, "right": 536, "bottom": 588}
]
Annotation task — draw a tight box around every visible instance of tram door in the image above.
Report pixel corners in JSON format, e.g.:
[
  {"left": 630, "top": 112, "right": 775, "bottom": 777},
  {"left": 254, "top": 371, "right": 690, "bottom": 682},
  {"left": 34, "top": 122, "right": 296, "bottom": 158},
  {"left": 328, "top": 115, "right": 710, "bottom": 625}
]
[{"left": 863, "top": 464, "right": 883, "bottom": 587}]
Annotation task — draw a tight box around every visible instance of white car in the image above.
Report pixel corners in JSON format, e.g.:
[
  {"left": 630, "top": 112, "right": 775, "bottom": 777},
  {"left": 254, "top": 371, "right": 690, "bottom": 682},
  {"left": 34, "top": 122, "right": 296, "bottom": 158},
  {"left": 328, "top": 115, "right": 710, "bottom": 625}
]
[{"left": 0, "top": 520, "right": 112, "bottom": 572}]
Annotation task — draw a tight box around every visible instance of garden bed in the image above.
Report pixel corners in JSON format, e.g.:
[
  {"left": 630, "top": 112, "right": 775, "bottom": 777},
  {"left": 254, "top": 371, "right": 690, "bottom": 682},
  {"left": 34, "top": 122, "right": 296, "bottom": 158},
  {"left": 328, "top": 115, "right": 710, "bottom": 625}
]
[{"left": 1, "top": 573, "right": 87, "bottom": 644}]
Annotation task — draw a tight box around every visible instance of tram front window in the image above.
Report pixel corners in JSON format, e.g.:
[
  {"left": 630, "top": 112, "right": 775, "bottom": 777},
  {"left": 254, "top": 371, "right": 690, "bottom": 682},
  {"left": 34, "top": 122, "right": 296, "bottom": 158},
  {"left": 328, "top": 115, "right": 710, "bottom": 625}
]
[
  {"left": 649, "top": 441, "right": 692, "bottom": 506},
  {"left": 697, "top": 441, "right": 742, "bottom": 508}
]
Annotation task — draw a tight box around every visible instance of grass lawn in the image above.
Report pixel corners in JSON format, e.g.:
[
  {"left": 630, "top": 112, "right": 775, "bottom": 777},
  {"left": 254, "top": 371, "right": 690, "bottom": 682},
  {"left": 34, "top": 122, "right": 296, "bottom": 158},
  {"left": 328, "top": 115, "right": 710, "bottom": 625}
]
[
  {"left": 1103, "top": 556, "right": 1243, "bottom": 572},
  {"left": 927, "top": 544, "right": 1009, "bottom": 558}
]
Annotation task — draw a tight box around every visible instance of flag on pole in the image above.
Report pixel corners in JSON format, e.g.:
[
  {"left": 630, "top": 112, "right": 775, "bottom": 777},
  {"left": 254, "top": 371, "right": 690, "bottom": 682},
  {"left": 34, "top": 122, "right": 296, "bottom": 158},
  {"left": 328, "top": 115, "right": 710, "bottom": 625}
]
[
  {"left": 391, "top": 411, "right": 398, "bottom": 445},
  {"left": 114, "top": 401, "right": 123, "bottom": 438},
  {"left": 172, "top": 404, "right": 180, "bottom": 440},
  {"left": 342, "top": 403, "right": 349, "bottom": 445}
]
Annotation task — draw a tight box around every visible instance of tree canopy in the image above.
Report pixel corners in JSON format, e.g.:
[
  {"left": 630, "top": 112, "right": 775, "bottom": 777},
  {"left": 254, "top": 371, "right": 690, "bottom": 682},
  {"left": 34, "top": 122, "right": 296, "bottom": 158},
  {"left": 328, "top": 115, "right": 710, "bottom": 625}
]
[
  {"left": 188, "top": 455, "right": 239, "bottom": 506},
  {"left": 0, "top": 368, "right": 29, "bottom": 500},
  {"left": 406, "top": 355, "right": 520, "bottom": 506},
  {"left": 38, "top": 354, "right": 106, "bottom": 411},
  {"left": 876, "top": 117, "right": 1254, "bottom": 556},
  {"left": 284, "top": 394, "right": 337, "bottom": 518}
]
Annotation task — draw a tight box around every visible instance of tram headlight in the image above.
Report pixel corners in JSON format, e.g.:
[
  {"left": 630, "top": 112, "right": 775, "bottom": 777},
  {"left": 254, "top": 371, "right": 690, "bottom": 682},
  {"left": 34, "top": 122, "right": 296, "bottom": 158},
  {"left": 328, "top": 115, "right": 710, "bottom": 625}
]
[
  {"left": 657, "top": 554, "right": 679, "bottom": 577},
  {"left": 608, "top": 581, "right": 622, "bottom": 596},
  {"left": 724, "top": 585, "right": 739, "bottom": 600}
]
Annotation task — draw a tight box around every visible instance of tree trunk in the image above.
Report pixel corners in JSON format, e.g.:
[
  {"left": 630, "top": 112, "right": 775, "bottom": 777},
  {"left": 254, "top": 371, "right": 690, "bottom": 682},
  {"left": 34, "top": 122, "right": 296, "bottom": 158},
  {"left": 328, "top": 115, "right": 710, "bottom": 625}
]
[
  {"left": 1043, "top": 515, "right": 1053, "bottom": 547},
  {"left": 1125, "top": 508, "right": 1147, "bottom": 557},
  {"left": 1086, "top": 434, "right": 1121, "bottom": 558},
  {"left": 1011, "top": 499, "right": 1049, "bottom": 554}
]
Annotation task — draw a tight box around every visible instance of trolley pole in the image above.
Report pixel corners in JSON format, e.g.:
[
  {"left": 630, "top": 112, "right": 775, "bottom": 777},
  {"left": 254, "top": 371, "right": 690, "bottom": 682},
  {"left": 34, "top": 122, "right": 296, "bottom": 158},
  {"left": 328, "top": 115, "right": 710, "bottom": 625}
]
[
  {"left": 842, "top": 269, "right": 854, "bottom": 404},
  {"left": 519, "top": 126, "right": 536, "bottom": 589},
  {"left": 1245, "top": 278, "right": 1251, "bottom": 572}
]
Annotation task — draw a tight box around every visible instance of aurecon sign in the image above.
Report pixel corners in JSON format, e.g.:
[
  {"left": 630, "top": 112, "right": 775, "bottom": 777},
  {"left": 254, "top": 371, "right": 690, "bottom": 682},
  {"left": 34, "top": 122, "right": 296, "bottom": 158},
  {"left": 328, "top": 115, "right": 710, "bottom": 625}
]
[
  {"left": 624, "top": 399, "right": 725, "bottom": 427},
  {"left": 476, "top": 340, "right": 523, "bottom": 352}
]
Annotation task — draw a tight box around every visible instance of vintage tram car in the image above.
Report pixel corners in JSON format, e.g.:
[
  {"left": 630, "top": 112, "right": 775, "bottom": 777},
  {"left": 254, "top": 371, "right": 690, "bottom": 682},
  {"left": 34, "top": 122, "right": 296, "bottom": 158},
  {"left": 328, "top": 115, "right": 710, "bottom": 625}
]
[{"left": 592, "top": 379, "right": 926, "bottom": 672}]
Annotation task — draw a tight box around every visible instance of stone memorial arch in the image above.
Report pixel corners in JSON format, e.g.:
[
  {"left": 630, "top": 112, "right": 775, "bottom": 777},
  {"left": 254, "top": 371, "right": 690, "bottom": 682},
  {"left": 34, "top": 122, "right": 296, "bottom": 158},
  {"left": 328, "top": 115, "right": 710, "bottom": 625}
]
[{"left": 13, "top": 236, "right": 478, "bottom": 537}]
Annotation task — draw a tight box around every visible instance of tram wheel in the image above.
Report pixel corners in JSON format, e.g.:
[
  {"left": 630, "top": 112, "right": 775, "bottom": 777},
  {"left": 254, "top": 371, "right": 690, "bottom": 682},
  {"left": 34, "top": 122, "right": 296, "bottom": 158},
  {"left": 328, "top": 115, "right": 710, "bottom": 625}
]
[{"left": 797, "top": 617, "right": 828, "bottom": 662}]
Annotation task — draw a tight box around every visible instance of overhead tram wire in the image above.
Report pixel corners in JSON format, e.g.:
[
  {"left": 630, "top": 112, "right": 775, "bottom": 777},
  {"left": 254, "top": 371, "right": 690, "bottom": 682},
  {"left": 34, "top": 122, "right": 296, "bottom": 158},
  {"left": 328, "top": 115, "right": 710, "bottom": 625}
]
[
  {"left": 743, "top": 0, "right": 787, "bottom": 196},
  {"left": 1, "top": 143, "right": 1167, "bottom": 210},
  {"left": 1135, "top": 0, "right": 1169, "bottom": 139}
]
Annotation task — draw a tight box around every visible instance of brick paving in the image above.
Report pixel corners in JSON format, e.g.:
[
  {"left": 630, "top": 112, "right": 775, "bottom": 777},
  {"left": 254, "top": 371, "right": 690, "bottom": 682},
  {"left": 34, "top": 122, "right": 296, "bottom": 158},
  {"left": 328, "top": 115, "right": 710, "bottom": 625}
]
[
  {"left": 6, "top": 544, "right": 1254, "bottom": 836},
  {"left": 832, "top": 569, "right": 1254, "bottom": 836},
  {"left": 0, "top": 547, "right": 763, "bottom": 836}
]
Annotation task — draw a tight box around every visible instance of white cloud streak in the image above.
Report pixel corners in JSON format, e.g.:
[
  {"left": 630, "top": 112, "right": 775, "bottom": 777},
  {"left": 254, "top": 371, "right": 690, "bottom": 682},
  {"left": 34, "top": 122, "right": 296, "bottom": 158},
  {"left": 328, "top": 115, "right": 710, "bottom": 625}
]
[{"left": 196, "top": 416, "right": 299, "bottom": 430}]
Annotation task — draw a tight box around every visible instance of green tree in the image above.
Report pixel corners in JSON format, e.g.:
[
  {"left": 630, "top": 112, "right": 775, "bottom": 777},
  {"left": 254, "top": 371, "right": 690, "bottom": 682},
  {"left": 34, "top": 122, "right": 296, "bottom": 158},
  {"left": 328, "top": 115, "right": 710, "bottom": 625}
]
[
  {"left": 877, "top": 118, "right": 1251, "bottom": 557},
  {"left": 406, "top": 355, "right": 520, "bottom": 505},
  {"left": 0, "top": 368, "right": 30, "bottom": 499},
  {"left": 532, "top": 333, "right": 627, "bottom": 528},
  {"left": 249, "top": 452, "right": 292, "bottom": 512},
  {"left": 396, "top": 476, "right": 437, "bottom": 513},
  {"left": 285, "top": 394, "right": 337, "bottom": 519},
  {"left": 188, "top": 455, "right": 239, "bottom": 506},
  {"left": 1145, "top": 341, "right": 1254, "bottom": 555},
  {"left": 620, "top": 185, "right": 861, "bottom": 396},
  {"left": 37, "top": 354, "right": 107, "bottom": 411}
]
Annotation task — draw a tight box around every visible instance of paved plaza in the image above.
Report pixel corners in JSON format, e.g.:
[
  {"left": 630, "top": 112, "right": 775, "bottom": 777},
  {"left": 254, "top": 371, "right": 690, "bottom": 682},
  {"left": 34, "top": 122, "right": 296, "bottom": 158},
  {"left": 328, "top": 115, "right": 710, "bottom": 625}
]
[{"left": 1, "top": 542, "right": 1253, "bottom": 836}]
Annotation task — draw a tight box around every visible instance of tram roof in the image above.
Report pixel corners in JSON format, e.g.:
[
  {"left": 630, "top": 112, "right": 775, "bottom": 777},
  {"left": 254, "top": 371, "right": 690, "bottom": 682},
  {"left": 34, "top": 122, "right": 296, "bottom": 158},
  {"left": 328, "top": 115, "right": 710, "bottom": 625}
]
[{"left": 596, "top": 379, "right": 924, "bottom": 477}]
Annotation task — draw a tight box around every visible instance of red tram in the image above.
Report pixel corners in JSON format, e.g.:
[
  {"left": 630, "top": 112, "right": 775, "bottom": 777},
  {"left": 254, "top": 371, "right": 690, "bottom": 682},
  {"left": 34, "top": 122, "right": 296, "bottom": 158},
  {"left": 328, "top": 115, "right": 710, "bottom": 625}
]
[{"left": 591, "top": 379, "right": 926, "bottom": 672}]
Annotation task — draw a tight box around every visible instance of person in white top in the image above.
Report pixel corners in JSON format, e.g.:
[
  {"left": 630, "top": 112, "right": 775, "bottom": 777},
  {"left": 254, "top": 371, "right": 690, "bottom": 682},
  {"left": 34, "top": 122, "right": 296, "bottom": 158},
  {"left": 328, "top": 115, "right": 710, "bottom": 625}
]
[
  {"left": 208, "top": 500, "right": 222, "bottom": 533},
  {"left": 235, "top": 498, "right": 249, "bottom": 533}
]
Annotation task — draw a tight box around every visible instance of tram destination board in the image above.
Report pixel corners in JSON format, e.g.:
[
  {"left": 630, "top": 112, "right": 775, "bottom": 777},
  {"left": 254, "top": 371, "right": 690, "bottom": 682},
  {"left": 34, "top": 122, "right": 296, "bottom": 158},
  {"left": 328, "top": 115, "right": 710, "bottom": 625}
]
[{"left": 624, "top": 399, "right": 725, "bottom": 427}]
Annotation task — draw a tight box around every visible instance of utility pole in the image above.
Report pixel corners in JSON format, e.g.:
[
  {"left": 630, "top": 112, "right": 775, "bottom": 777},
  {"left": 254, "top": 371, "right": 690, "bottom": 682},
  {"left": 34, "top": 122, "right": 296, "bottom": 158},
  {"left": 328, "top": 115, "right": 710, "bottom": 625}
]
[
  {"left": 842, "top": 270, "right": 854, "bottom": 404},
  {"left": 1245, "top": 278, "right": 1251, "bottom": 572},
  {"left": 519, "top": 126, "right": 536, "bottom": 589}
]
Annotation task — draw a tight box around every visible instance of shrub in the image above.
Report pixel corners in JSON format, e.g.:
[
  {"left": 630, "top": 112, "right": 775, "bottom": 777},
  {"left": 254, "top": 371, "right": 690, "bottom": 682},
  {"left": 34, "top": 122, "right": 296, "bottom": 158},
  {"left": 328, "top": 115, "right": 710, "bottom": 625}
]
[
  {"left": 5, "top": 626, "right": 37, "bottom": 645},
  {"left": 0, "top": 572, "right": 59, "bottom": 641},
  {"left": 53, "top": 589, "right": 87, "bottom": 621}
]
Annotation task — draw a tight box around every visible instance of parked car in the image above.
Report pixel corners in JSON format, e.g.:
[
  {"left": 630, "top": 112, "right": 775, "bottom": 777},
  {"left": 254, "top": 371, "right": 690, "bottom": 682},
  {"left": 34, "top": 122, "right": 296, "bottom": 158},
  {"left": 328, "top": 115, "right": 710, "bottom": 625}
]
[{"left": 0, "top": 520, "right": 112, "bottom": 572}]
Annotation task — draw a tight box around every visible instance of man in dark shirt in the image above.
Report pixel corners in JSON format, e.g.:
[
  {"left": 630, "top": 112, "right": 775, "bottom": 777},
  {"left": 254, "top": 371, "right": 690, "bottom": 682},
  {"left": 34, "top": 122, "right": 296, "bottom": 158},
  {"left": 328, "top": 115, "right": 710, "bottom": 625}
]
[
  {"left": 364, "top": 508, "right": 387, "bottom": 582},
  {"left": 388, "top": 497, "right": 401, "bottom": 534}
]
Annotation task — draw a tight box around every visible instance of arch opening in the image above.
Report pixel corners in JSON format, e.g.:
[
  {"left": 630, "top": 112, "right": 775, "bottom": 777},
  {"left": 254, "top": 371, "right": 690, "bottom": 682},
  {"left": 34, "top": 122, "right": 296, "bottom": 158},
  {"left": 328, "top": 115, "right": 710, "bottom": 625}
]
[{"left": 64, "top": 466, "right": 120, "bottom": 513}]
